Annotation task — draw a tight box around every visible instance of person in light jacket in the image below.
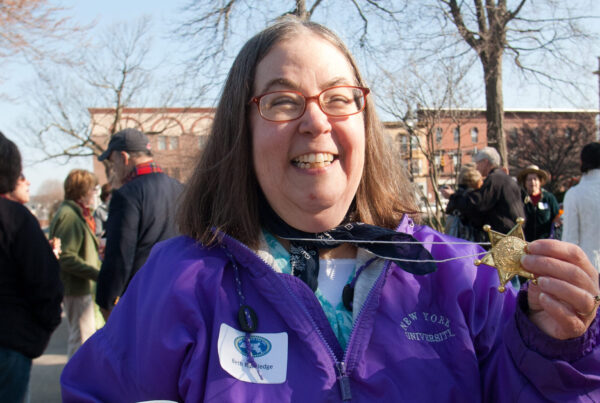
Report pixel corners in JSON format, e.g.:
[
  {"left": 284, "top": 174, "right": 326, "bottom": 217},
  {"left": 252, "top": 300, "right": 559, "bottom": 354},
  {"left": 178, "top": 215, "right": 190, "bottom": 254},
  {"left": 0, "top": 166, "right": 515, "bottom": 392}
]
[
  {"left": 562, "top": 142, "right": 600, "bottom": 271},
  {"left": 61, "top": 18, "right": 600, "bottom": 402}
]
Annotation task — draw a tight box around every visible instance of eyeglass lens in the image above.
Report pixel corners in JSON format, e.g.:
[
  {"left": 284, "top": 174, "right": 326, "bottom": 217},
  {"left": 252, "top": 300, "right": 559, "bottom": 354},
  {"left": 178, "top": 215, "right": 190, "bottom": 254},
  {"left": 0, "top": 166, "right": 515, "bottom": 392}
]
[{"left": 259, "top": 86, "right": 366, "bottom": 121}]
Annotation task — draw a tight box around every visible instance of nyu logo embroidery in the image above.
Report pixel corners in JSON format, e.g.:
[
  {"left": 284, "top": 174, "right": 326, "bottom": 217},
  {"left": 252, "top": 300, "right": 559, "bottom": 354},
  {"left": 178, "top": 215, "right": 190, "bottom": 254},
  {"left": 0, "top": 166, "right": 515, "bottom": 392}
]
[
  {"left": 234, "top": 335, "right": 272, "bottom": 358},
  {"left": 399, "top": 311, "right": 456, "bottom": 343}
]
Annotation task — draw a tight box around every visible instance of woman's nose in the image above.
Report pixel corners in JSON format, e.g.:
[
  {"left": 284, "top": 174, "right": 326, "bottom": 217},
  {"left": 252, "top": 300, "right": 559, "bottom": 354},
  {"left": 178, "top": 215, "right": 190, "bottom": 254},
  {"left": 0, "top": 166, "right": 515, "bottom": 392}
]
[{"left": 298, "top": 99, "right": 332, "bottom": 135}]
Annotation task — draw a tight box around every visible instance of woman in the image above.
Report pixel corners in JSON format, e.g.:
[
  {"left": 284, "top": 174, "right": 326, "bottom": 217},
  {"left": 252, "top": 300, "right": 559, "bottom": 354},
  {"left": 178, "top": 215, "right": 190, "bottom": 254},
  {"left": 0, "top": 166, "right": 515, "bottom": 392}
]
[
  {"left": 518, "top": 165, "right": 560, "bottom": 241},
  {"left": 444, "top": 165, "right": 485, "bottom": 242},
  {"left": 61, "top": 18, "right": 600, "bottom": 401},
  {"left": 49, "top": 169, "right": 101, "bottom": 358},
  {"left": 4, "top": 171, "right": 31, "bottom": 204},
  {"left": 0, "top": 132, "right": 63, "bottom": 402},
  {"left": 562, "top": 142, "right": 600, "bottom": 271}
]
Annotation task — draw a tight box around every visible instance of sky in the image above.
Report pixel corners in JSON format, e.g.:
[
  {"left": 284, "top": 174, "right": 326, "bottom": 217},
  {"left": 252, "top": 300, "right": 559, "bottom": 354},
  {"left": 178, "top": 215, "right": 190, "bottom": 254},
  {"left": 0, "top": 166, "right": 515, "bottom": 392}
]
[
  {"left": 1, "top": 1, "right": 599, "bottom": 195},
  {"left": 0, "top": 0, "right": 182, "bottom": 195}
]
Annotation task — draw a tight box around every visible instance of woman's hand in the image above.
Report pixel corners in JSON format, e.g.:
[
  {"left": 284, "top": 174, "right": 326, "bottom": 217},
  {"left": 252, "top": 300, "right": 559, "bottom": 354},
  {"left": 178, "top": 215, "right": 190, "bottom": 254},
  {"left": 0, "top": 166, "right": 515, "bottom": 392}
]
[{"left": 522, "top": 239, "right": 599, "bottom": 340}]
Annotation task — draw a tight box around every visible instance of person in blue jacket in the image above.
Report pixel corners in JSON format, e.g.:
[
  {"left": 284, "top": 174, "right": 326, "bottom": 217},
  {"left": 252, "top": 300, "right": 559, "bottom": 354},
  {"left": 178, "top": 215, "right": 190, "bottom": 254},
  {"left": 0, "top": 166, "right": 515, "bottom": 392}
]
[{"left": 61, "top": 17, "right": 600, "bottom": 402}]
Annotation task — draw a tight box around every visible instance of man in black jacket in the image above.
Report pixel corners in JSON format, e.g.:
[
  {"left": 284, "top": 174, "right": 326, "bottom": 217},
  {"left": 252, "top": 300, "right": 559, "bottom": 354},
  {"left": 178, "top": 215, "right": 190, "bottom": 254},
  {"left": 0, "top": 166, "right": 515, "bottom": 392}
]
[
  {"left": 0, "top": 132, "right": 63, "bottom": 402},
  {"left": 96, "top": 129, "right": 183, "bottom": 319},
  {"left": 441, "top": 146, "right": 525, "bottom": 235}
]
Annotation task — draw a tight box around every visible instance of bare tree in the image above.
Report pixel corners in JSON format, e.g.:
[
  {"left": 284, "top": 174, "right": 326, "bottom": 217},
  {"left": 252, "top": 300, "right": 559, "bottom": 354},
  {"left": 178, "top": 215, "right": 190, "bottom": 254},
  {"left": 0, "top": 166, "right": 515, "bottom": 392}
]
[
  {"left": 174, "top": 0, "right": 399, "bottom": 93},
  {"left": 507, "top": 114, "right": 596, "bottom": 194},
  {"left": 414, "top": 1, "right": 598, "bottom": 168},
  {"left": 378, "top": 58, "right": 479, "bottom": 231},
  {"left": 22, "top": 17, "right": 181, "bottom": 176},
  {"left": 175, "top": 1, "right": 598, "bottom": 170},
  {"left": 0, "top": 1, "right": 87, "bottom": 77}
]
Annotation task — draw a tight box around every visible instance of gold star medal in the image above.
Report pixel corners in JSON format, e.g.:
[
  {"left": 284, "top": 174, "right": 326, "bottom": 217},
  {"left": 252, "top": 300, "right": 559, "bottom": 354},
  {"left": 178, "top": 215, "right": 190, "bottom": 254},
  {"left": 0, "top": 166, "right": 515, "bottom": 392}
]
[{"left": 474, "top": 218, "right": 534, "bottom": 292}]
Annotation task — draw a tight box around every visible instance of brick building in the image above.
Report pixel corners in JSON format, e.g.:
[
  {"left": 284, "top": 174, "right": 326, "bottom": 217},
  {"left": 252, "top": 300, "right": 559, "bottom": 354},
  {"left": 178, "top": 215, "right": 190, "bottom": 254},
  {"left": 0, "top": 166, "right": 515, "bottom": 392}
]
[
  {"left": 90, "top": 107, "right": 597, "bottom": 206},
  {"left": 90, "top": 107, "right": 215, "bottom": 185},
  {"left": 387, "top": 108, "right": 597, "bottom": 202}
]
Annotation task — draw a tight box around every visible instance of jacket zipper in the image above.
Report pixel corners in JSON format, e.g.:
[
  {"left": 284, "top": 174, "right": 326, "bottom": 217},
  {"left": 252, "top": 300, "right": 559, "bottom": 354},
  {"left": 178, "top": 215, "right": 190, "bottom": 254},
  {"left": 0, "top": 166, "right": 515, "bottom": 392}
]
[{"left": 222, "top": 233, "right": 391, "bottom": 401}]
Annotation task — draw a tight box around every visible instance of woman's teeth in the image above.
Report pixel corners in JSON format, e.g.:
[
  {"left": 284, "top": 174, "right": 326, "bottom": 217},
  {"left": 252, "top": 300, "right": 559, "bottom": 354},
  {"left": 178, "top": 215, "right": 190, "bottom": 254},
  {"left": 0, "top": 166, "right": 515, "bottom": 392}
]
[{"left": 292, "top": 153, "right": 335, "bottom": 169}]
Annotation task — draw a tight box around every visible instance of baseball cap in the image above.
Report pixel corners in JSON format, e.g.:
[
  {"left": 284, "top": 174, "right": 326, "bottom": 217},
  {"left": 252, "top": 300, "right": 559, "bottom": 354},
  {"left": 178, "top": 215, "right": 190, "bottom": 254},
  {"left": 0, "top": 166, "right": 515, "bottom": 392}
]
[{"left": 98, "top": 128, "right": 152, "bottom": 161}]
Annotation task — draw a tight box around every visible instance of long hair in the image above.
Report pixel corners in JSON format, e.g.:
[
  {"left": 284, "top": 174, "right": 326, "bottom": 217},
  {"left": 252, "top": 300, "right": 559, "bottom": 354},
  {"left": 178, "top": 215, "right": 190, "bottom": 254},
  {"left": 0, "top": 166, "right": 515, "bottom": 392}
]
[
  {"left": 0, "top": 132, "right": 22, "bottom": 194},
  {"left": 178, "top": 17, "right": 417, "bottom": 248}
]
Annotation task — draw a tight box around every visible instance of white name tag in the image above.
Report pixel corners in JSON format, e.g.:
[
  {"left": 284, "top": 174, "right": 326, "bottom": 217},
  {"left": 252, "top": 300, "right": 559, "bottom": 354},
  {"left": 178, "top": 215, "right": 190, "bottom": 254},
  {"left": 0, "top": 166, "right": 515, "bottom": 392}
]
[
  {"left": 538, "top": 202, "right": 548, "bottom": 210},
  {"left": 217, "top": 323, "right": 288, "bottom": 384}
]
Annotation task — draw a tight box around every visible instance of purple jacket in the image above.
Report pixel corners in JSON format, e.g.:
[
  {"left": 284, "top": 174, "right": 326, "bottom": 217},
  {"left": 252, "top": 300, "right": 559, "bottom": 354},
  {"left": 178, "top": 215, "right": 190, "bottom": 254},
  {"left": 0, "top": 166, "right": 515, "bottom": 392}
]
[{"left": 61, "top": 217, "right": 600, "bottom": 402}]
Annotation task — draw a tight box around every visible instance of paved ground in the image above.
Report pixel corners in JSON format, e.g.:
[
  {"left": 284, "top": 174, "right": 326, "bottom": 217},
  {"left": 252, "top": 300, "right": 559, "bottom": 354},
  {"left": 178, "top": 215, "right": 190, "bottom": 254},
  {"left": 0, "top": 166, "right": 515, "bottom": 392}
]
[{"left": 30, "top": 317, "right": 67, "bottom": 403}]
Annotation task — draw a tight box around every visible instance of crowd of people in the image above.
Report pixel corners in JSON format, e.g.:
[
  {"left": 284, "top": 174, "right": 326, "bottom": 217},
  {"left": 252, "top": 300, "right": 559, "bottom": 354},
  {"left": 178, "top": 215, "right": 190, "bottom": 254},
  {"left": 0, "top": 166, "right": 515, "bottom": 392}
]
[{"left": 1, "top": 16, "right": 600, "bottom": 403}]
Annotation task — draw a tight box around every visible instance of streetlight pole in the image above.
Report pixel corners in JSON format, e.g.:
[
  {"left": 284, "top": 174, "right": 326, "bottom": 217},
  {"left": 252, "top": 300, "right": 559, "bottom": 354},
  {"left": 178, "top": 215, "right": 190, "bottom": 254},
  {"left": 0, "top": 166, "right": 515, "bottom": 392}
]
[
  {"left": 404, "top": 108, "right": 417, "bottom": 182},
  {"left": 594, "top": 56, "right": 600, "bottom": 141}
]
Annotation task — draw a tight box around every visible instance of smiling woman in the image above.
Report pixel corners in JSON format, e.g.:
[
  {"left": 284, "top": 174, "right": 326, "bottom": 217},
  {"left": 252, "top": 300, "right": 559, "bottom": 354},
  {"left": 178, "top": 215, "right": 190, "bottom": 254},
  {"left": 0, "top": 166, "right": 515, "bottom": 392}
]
[{"left": 61, "top": 17, "right": 600, "bottom": 402}]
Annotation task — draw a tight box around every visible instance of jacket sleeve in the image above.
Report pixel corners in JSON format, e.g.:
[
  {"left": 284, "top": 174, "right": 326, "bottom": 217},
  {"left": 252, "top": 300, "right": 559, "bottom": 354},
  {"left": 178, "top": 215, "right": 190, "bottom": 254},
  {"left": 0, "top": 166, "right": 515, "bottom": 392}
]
[
  {"left": 51, "top": 208, "right": 99, "bottom": 281},
  {"left": 476, "top": 279, "right": 600, "bottom": 401},
  {"left": 561, "top": 189, "right": 579, "bottom": 244},
  {"left": 96, "top": 189, "right": 140, "bottom": 309},
  {"left": 62, "top": 239, "right": 209, "bottom": 402},
  {"left": 15, "top": 209, "right": 64, "bottom": 332},
  {"left": 454, "top": 178, "right": 499, "bottom": 218}
]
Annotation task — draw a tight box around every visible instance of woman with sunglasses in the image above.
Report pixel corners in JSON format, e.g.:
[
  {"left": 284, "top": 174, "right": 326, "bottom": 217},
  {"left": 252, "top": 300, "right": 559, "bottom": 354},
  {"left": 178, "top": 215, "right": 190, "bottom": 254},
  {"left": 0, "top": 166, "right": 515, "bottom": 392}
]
[
  {"left": 62, "top": 18, "right": 600, "bottom": 402},
  {"left": 0, "top": 132, "right": 63, "bottom": 402}
]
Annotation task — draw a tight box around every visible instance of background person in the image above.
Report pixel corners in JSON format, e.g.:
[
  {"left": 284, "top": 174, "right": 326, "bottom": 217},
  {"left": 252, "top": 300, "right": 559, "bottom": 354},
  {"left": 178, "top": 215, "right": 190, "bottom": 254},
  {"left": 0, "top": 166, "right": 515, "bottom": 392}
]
[
  {"left": 441, "top": 146, "right": 525, "bottom": 234},
  {"left": 49, "top": 169, "right": 102, "bottom": 358},
  {"left": 61, "top": 18, "right": 600, "bottom": 402},
  {"left": 517, "top": 164, "right": 560, "bottom": 241},
  {"left": 95, "top": 128, "right": 183, "bottom": 320},
  {"left": 562, "top": 142, "right": 600, "bottom": 271},
  {"left": 0, "top": 132, "right": 63, "bottom": 402},
  {"left": 444, "top": 164, "right": 485, "bottom": 242},
  {"left": 94, "top": 183, "right": 111, "bottom": 240},
  {"left": 4, "top": 171, "right": 30, "bottom": 204}
]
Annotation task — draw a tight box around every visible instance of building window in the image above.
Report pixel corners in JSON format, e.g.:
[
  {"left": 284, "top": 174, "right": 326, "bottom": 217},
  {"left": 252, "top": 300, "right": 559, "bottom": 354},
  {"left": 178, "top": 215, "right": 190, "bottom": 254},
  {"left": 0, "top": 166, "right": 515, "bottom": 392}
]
[
  {"left": 410, "top": 135, "right": 417, "bottom": 150},
  {"left": 453, "top": 127, "right": 460, "bottom": 143},
  {"left": 169, "top": 136, "right": 179, "bottom": 150},
  {"left": 157, "top": 136, "right": 166, "bottom": 150},
  {"left": 470, "top": 127, "right": 478, "bottom": 143},
  {"left": 435, "top": 127, "right": 442, "bottom": 143},
  {"left": 198, "top": 135, "right": 208, "bottom": 149},
  {"left": 401, "top": 136, "right": 408, "bottom": 154},
  {"left": 509, "top": 128, "right": 519, "bottom": 140},
  {"left": 411, "top": 159, "right": 421, "bottom": 175}
]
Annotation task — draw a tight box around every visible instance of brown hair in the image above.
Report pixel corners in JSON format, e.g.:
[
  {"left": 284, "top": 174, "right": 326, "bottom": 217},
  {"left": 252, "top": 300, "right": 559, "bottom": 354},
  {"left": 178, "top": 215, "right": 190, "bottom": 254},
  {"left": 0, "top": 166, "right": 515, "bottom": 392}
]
[
  {"left": 458, "top": 168, "right": 482, "bottom": 189},
  {"left": 64, "top": 169, "right": 98, "bottom": 201},
  {"left": 178, "top": 17, "right": 418, "bottom": 248}
]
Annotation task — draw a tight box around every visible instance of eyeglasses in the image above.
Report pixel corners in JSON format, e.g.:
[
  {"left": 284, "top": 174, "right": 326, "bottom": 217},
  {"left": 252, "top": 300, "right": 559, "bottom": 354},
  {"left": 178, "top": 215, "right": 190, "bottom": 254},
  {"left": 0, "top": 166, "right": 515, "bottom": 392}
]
[
  {"left": 18, "top": 173, "right": 26, "bottom": 181},
  {"left": 249, "top": 85, "right": 370, "bottom": 122}
]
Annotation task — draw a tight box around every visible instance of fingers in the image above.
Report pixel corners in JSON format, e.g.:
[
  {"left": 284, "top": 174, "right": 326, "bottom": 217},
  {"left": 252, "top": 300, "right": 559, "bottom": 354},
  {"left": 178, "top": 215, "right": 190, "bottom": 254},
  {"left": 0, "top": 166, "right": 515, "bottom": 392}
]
[
  {"left": 534, "top": 276, "right": 596, "bottom": 318},
  {"left": 523, "top": 239, "right": 600, "bottom": 337},
  {"left": 525, "top": 239, "right": 597, "bottom": 281},
  {"left": 529, "top": 292, "right": 588, "bottom": 340},
  {"left": 522, "top": 240, "right": 599, "bottom": 294}
]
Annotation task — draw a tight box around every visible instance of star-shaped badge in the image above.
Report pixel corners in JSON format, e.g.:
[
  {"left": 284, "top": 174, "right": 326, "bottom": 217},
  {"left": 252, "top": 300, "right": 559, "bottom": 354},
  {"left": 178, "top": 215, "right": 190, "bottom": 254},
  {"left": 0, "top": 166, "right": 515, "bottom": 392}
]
[{"left": 474, "top": 217, "right": 534, "bottom": 292}]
